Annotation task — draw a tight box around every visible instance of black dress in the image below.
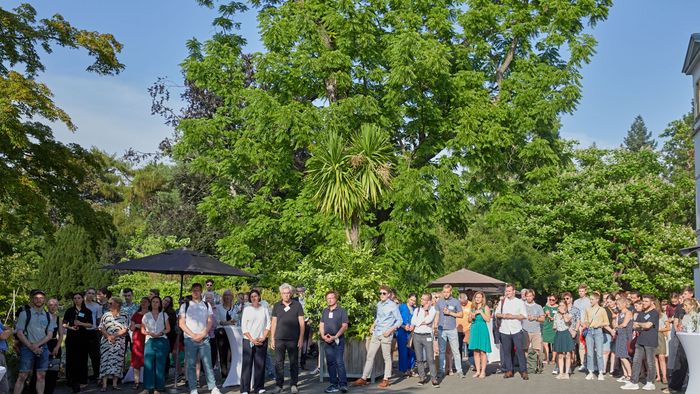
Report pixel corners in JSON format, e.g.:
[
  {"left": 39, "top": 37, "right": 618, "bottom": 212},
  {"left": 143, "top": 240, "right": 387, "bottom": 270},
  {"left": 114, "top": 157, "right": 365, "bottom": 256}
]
[{"left": 63, "top": 306, "right": 93, "bottom": 392}]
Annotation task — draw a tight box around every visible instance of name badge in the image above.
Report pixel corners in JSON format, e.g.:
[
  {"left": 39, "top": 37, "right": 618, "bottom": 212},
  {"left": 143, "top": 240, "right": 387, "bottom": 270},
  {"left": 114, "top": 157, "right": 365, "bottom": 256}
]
[
  {"left": 426, "top": 337, "right": 432, "bottom": 342},
  {"left": 644, "top": 313, "right": 651, "bottom": 320},
  {"left": 448, "top": 305, "right": 455, "bottom": 311},
  {"left": 329, "top": 312, "right": 334, "bottom": 319},
  {"left": 78, "top": 312, "right": 85, "bottom": 318},
  {"left": 284, "top": 306, "right": 290, "bottom": 312}
]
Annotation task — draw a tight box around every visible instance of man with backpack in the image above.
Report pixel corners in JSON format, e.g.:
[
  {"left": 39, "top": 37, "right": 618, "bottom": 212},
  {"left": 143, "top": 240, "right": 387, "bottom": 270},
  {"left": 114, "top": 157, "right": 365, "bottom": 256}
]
[
  {"left": 13, "top": 289, "right": 55, "bottom": 394},
  {"left": 179, "top": 283, "right": 222, "bottom": 394}
]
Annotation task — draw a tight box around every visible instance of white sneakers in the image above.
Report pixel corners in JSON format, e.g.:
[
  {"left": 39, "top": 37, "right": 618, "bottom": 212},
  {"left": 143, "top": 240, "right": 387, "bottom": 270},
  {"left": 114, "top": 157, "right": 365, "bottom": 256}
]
[
  {"left": 617, "top": 376, "right": 630, "bottom": 383},
  {"left": 621, "top": 382, "right": 640, "bottom": 390},
  {"left": 586, "top": 373, "right": 595, "bottom": 380},
  {"left": 598, "top": 374, "right": 605, "bottom": 381},
  {"left": 211, "top": 388, "right": 222, "bottom": 394},
  {"left": 190, "top": 390, "right": 199, "bottom": 394},
  {"left": 642, "top": 383, "right": 656, "bottom": 391}
]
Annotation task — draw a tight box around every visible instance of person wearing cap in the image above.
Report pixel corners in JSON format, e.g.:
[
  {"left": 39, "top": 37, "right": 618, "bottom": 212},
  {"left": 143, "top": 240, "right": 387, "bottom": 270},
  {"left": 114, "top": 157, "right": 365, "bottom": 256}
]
[{"left": 13, "top": 289, "right": 56, "bottom": 394}]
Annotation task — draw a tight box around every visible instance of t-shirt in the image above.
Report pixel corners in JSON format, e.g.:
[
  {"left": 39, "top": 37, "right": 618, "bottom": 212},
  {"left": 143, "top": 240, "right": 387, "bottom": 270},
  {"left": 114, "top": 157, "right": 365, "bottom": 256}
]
[
  {"left": 63, "top": 306, "right": 93, "bottom": 336},
  {"left": 15, "top": 307, "right": 56, "bottom": 344},
  {"left": 271, "top": 300, "right": 304, "bottom": 340},
  {"left": 523, "top": 302, "right": 544, "bottom": 333},
  {"left": 573, "top": 297, "right": 592, "bottom": 313},
  {"left": 321, "top": 306, "right": 349, "bottom": 337},
  {"left": 142, "top": 311, "right": 168, "bottom": 342},
  {"left": 85, "top": 302, "right": 102, "bottom": 331},
  {"left": 241, "top": 304, "right": 271, "bottom": 339},
  {"left": 436, "top": 297, "right": 462, "bottom": 330},
  {"left": 635, "top": 309, "right": 659, "bottom": 347},
  {"left": 178, "top": 300, "right": 214, "bottom": 339}
]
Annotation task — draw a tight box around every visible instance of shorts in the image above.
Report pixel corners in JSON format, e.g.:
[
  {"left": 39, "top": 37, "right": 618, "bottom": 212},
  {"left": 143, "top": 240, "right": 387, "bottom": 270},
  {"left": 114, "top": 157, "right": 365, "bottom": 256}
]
[
  {"left": 19, "top": 344, "right": 49, "bottom": 372},
  {"left": 524, "top": 332, "right": 543, "bottom": 352}
]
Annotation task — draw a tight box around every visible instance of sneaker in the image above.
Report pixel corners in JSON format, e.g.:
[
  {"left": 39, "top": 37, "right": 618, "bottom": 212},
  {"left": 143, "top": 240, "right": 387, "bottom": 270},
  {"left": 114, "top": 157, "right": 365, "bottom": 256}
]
[
  {"left": 642, "top": 383, "right": 656, "bottom": 391},
  {"left": 417, "top": 379, "right": 425, "bottom": 386},
  {"left": 291, "top": 385, "right": 299, "bottom": 394},
  {"left": 258, "top": 391, "right": 267, "bottom": 394},
  {"left": 190, "top": 391, "right": 198, "bottom": 394},
  {"left": 431, "top": 379, "right": 440, "bottom": 388},
  {"left": 460, "top": 372, "right": 466, "bottom": 378},
  {"left": 586, "top": 373, "right": 595, "bottom": 380},
  {"left": 578, "top": 365, "right": 586, "bottom": 372},
  {"left": 617, "top": 376, "right": 630, "bottom": 383},
  {"left": 552, "top": 368, "right": 559, "bottom": 375},
  {"left": 211, "top": 388, "right": 222, "bottom": 394},
  {"left": 339, "top": 387, "right": 348, "bottom": 393},
  {"left": 324, "top": 386, "right": 339, "bottom": 393},
  {"left": 598, "top": 374, "right": 605, "bottom": 381},
  {"left": 621, "top": 382, "right": 640, "bottom": 390}
]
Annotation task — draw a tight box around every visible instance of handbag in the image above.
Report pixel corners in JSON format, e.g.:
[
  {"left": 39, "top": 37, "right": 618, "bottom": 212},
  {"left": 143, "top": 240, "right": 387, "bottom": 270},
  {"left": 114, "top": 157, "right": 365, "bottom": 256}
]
[
  {"left": 407, "top": 333, "right": 414, "bottom": 349},
  {"left": 47, "top": 356, "right": 61, "bottom": 372}
]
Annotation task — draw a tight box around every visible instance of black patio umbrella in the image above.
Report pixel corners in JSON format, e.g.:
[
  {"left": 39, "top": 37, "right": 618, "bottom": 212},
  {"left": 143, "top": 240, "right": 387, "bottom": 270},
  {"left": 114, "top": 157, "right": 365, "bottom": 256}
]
[{"left": 105, "top": 247, "right": 254, "bottom": 299}]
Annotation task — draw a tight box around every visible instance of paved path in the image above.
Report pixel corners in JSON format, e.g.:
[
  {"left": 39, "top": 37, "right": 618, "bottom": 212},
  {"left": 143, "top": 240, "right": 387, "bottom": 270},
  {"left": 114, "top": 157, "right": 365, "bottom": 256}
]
[{"left": 54, "top": 363, "right": 678, "bottom": 394}]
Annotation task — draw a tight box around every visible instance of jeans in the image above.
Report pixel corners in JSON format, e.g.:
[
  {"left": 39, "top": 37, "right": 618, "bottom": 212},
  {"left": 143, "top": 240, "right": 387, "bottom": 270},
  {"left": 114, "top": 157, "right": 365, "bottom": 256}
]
[
  {"left": 585, "top": 328, "right": 605, "bottom": 373},
  {"left": 19, "top": 344, "right": 49, "bottom": 372},
  {"left": 275, "top": 339, "right": 299, "bottom": 388},
  {"left": 323, "top": 337, "right": 348, "bottom": 387},
  {"left": 184, "top": 337, "right": 217, "bottom": 391},
  {"left": 631, "top": 344, "right": 656, "bottom": 385},
  {"left": 500, "top": 330, "right": 527, "bottom": 373},
  {"left": 241, "top": 339, "right": 267, "bottom": 393},
  {"left": 362, "top": 334, "right": 392, "bottom": 380},
  {"left": 438, "top": 328, "right": 463, "bottom": 375},
  {"left": 144, "top": 338, "right": 169, "bottom": 390},
  {"left": 215, "top": 328, "right": 231, "bottom": 376},
  {"left": 412, "top": 333, "right": 437, "bottom": 381}
]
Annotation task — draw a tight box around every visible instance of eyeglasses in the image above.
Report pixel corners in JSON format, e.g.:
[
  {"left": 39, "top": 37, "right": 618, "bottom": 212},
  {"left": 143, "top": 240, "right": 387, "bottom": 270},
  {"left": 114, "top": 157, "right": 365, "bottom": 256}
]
[{"left": 379, "top": 292, "right": 388, "bottom": 295}]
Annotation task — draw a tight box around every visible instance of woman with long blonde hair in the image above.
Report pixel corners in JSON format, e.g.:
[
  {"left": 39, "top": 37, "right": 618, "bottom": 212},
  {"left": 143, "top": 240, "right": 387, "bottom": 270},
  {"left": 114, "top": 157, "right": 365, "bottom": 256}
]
[{"left": 468, "top": 291, "right": 492, "bottom": 378}]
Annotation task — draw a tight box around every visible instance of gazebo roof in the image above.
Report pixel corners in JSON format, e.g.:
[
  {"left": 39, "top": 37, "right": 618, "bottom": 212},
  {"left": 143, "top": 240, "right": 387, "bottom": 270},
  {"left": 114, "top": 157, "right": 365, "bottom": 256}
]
[{"left": 428, "top": 268, "right": 505, "bottom": 289}]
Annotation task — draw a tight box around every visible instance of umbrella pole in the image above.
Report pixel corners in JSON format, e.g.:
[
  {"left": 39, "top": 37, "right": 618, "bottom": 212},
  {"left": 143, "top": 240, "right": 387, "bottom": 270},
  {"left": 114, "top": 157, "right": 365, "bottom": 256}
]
[{"left": 169, "top": 274, "right": 185, "bottom": 393}]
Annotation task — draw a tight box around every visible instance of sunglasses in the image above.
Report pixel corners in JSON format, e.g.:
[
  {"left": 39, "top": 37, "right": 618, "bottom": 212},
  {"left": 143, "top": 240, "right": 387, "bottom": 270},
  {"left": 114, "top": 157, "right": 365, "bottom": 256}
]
[{"left": 379, "top": 292, "right": 388, "bottom": 295}]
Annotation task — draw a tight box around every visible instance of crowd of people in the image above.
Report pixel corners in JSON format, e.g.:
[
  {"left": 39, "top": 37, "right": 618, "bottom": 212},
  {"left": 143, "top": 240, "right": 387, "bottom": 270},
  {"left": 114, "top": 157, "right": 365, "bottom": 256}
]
[{"left": 0, "top": 279, "right": 697, "bottom": 394}]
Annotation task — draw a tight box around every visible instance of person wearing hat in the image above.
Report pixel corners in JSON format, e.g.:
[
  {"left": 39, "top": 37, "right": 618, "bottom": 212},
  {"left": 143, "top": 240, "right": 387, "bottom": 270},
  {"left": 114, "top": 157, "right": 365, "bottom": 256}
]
[{"left": 13, "top": 289, "right": 56, "bottom": 394}]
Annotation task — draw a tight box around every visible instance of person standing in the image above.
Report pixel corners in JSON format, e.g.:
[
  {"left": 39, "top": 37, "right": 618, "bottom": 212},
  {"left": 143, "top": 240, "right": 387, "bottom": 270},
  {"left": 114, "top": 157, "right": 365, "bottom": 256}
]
[
  {"left": 39, "top": 298, "right": 63, "bottom": 394},
  {"left": 97, "top": 288, "right": 112, "bottom": 315},
  {"left": 63, "top": 292, "right": 93, "bottom": 392},
  {"left": 581, "top": 292, "right": 609, "bottom": 380},
  {"left": 621, "top": 294, "right": 659, "bottom": 391},
  {"left": 523, "top": 289, "right": 544, "bottom": 373},
  {"left": 468, "top": 291, "right": 492, "bottom": 379},
  {"left": 130, "top": 297, "right": 149, "bottom": 389},
  {"left": 179, "top": 283, "right": 222, "bottom": 394},
  {"left": 435, "top": 284, "right": 465, "bottom": 378},
  {"left": 614, "top": 297, "right": 634, "bottom": 383},
  {"left": 98, "top": 297, "right": 129, "bottom": 391},
  {"left": 411, "top": 293, "right": 439, "bottom": 386},
  {"left": 142, "top": 295, "right": 171, "bottom": 393},
  {"left": 84, "top": 288, "right": 103, "bottom": 382},
  {"left": 351, "top": 285, "right": 401, "bottom": 389},
  {"left": 271, "top": 283, "right": 305, "bottom": 394},
  {"left": 0, "top": 313, "right": 11, "bottom": 393},
  {"left": 456, "top": 292, "right": 473, "bottom": 371},
  {"left": 294, "top": 286, "right": 312, "bottom": 371},
  {"left": 397, "top": 293, "right": 417, "bottom": 377},
  {"left": 205, "top": 279, "right": 222, "bottom": 305},
  {"left": 573, "top": 284, "right": 591, "bottom": 372},
  {"left": 13, "top": 289, "right": 55, "bottom": 394},
  {"left": 494, "top": 284, "right": 529, "bottom": 380},
  {"left": 542, "top": 294, "right": 558, "bottom": 367},
  {"left": 552, "top": 301, "right": 574, "bottom": 379},
  {"left": 241, "top": 289, "right": 271, "bottom": 394},
  {"left": 319, "top": 290, "right": 349, "bottom": 393},
  {"left": 162, "top": 296, "right": 179, "bottom": 374},
  {"left": 216, "top": 289, "right": 238, "bottom": 378},
  {"left": 666, "top": 287, "right": 695, "bottom": 394}
]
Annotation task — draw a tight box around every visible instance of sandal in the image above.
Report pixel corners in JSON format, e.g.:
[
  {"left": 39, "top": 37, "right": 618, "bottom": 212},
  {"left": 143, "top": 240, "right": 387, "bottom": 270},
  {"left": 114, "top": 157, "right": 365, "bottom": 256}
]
[
  {"left": 100, "top": 388, "right": 107, "bottom": 392},
  {"left": 112, "top": 386, "right": 121, "bottom": 390}
]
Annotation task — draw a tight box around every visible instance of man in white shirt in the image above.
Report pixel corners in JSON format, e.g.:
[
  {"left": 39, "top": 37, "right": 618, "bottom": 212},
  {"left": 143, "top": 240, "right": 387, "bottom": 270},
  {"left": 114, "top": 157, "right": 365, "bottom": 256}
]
[
  {"left": 573, "top": 284, "right": 591, "bottom": 372},
  {"left": 410, "top": 293, "right": 439, "bottom": 387},
  {"left": 179, "top": 283, "right": 222, "bottom": 394},
  {"left": 495, "top": 284, "right": 529, "bottom": 380}
]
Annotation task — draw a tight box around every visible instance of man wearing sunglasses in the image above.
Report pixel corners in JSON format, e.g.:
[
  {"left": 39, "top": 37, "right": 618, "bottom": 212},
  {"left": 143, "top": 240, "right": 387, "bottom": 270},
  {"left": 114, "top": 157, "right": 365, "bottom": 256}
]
[{"left": 352, "top": 286, "right": 401, "bottom": 389}]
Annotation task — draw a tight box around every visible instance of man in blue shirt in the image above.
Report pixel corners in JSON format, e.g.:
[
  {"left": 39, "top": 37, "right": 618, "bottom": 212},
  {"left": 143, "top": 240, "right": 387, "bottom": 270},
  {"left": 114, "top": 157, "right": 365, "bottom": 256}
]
[
  {"left": 436, "top": 284, "right": 465, "bottom": 378},
  {"left": 351, "top": 285, "right": 401, "bottom": 389},
  {"left": 0, "top": 318, "right": 11, "bottom": 393}
]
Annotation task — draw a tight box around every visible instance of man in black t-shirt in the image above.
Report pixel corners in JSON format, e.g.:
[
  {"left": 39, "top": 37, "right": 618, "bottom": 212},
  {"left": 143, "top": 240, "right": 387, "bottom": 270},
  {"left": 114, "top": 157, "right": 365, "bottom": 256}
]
[
  {"left": 319, "top": 291, "right": 349, "bottom": 393},
  {"left": 621, "top": 294, "right": 659, "bottom": 391},
  {"left": 271, "top": 283, "right": 305, "bottom": 394}
]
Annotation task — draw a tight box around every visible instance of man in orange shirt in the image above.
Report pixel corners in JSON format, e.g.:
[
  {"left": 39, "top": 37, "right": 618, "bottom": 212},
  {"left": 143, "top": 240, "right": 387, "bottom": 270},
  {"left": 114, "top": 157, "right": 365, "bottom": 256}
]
[{"left": 456, "top": 292, "right": 473, "bottom": 372}]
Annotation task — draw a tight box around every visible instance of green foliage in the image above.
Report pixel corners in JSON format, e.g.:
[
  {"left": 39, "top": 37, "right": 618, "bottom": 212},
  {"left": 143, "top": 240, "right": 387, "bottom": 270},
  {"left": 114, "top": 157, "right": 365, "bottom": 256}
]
[
  {"left": 623, "top": 115, "right": 657, "bottom": 152},
  {"left": 37, "top": 225, "right": 113, "bottom": 300},
  {"left": 282, "top": 246, "right": 394, "bottom": 338}
]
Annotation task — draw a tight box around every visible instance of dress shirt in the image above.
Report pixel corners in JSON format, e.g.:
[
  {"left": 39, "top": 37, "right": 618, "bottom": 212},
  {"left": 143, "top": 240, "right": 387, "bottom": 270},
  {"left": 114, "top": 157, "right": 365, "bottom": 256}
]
[
  {"left": 372, "top": 300, "right": 401, "bottom": 337},
  {"left": 497, "top": 296, "right": 527, "bottom": 335},
  {"left": 411, "top": 307, "right": 437, "bottom": 334}
]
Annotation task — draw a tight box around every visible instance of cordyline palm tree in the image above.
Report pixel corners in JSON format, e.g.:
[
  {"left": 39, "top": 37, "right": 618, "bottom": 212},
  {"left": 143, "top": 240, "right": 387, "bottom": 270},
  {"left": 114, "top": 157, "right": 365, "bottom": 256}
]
[{"left": 307, "top": 124, "right": 394, "bottom": 249}]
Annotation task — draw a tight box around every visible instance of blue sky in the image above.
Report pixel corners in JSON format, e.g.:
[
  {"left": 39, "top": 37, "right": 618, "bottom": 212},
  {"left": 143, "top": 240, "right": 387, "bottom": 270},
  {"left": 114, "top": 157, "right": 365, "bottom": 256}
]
[{"left": 8, "top": 0, "right": 700, "bottom": 155}]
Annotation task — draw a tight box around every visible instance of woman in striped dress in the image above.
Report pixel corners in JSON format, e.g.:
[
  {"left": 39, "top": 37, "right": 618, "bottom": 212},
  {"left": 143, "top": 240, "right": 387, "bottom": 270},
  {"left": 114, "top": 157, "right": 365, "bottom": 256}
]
[{"left": 98, "top": 297, "right": 129, "bottom": 391}]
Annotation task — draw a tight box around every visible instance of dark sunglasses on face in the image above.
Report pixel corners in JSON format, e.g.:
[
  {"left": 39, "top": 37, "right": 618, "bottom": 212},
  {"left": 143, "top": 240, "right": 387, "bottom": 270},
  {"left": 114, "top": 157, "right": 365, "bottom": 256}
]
[{"left": 379, "top": 292, "right": 388, "bottom": 295}]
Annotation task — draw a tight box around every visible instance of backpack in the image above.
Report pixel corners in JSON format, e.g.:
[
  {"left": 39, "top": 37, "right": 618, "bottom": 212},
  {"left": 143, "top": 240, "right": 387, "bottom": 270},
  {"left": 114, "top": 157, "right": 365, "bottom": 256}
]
[{"left": 526, "top": 348, "right": 543, "bottom": 374}]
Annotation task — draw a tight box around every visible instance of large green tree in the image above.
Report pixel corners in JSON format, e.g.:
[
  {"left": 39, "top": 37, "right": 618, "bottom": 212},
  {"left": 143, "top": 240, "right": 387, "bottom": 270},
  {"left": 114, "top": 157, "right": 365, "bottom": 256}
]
[
  {"left": 623, "top": 115, "right": 657, "bottom": 152},
  {"left": 175, "top": 0, "right": 613, "bottom": 294}
]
